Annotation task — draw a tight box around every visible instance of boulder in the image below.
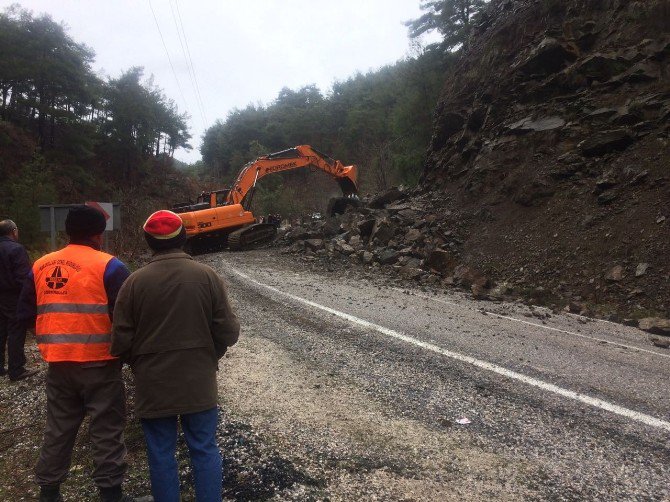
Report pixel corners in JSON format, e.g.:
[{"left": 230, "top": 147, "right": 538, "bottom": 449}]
[
  {"left": 357, "top": 219, "right": 376, "bottom": 238},
  {"left": 507, "top": 116, "right": 565, "bottom": 134},
  {"left": 361, "top": 251, "right": 374, "bottom": 265},
  {"left": 334, "top": 241, "right": 355, "bottom": 255},
  {"left": 404, "top": 228, "right": 423, "bottom": 244},
  {"left": 370, "top": 218, "right": 396, "bottom": 245},
  {"left": 597, "top": 191, "right": 618, "bottom": 205},
  {"left": 638, "top": 318, "right": 670, "bottom": 336},
  {"left": 348, "top": 235, "right": 362, "bottom": 248},
  {"left": 605, "top": 265, "right": 624, "bottom": 282},
  {"left": 578, "top": 129, "right": 634, "bottom": 156},
  {"left": 399, "top": 265, "right": 423, "bottom": 280},
  {"left": 635, "top": 263, "right": 649, "bottom": 277},
  {"left": 375, "top": 248, "right": 401, "bottom": 265},
  {"left": 287, "top": 227, "right": 310, "bottom": 240},
  {"left": 304, "top": 239, "right": 324, "bottom": 252},
  {"left": 425, "top": 250, "right": 458, "bottom": 275},
  {"left": 517, "top": 38, "right": 576, "bottom": 76},
  {"left": 396, "top": 209, "right": 420, "bottom": 222},
  {"left": 369, "top": 187, "right": 404, "bottom": 209},
  {"left": 453, "top": 265, "right": 489, "bottom": 288}
]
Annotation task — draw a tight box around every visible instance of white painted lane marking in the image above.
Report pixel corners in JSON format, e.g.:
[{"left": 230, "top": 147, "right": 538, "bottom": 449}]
[
  {"left": 395, "top": 288, "right": 670, "bottom": 360},
  {"left": 229, "top": 266, "right": 670, "bottom": 433}
]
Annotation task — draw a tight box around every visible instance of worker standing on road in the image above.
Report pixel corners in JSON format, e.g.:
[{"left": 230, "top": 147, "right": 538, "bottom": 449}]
[
  {"left": 111, "top": 210, "right": 240, "bottom": 502},
  {"left": 0, "top": 219, "right": 37, "bottom": 381},
  {"left": 17, "top": 206, "right": 133, "bottom": 502}
]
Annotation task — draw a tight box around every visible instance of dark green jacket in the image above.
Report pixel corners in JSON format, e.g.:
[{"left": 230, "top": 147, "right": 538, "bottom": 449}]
[{"left": 111, "top": 250, "right": 239, "bottom": 418}]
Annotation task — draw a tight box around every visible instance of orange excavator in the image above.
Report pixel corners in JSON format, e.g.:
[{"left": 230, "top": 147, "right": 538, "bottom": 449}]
[{"left": 172, "top": 145, "right": 359, "bottom": 252}]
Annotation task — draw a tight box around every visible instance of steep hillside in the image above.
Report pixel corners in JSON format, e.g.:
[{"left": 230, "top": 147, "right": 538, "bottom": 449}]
[{"left": 422, "top": 0, "right": 670, "bottom": 318}]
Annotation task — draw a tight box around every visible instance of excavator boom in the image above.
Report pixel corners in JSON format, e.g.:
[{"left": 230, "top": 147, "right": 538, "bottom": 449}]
[{"left": 228, "top": 145, "right": 358, "bottom": 206}]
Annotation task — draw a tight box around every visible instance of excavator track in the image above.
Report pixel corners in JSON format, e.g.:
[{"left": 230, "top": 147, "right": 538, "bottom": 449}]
[{"left": 228, "top": 223, "right": 277, "bottom": 251}]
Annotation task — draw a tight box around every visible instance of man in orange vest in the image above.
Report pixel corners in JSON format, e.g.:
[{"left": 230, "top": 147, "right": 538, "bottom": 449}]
[{"left": 17, "top": 206, "right": 133, "bottom": 502}]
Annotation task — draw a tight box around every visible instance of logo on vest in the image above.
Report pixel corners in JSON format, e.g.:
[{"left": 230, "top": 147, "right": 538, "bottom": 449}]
[{"left": 46, "top": 266, "right": 69, "bottom": 290}]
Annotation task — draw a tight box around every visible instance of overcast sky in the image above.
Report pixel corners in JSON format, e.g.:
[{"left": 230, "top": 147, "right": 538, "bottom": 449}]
[{"left": 1, "top": 0, "right": 440, "bottom": 163}]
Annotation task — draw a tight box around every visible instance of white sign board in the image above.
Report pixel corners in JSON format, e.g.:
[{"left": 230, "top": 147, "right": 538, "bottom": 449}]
[{"left": 86, "top": 201, "right": 114, "bottom": 231}]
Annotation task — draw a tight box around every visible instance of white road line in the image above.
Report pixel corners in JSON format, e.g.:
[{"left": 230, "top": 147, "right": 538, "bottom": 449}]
[
  {"left": 395, "top": 288, "right": 670, "bottom": 360},
  {"left": 229, "top": 266, "right": 670, "bottom": 433}
]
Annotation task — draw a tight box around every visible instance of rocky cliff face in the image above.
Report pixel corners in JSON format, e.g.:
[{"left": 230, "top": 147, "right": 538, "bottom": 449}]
[{"left": 422, "top": 0, "right": 670, "bottom": 318}]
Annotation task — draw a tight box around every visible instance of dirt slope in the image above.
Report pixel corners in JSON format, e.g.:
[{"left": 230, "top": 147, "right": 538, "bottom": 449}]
[{"left": 419, "top": 0, "right": 670, "bottom": 318}]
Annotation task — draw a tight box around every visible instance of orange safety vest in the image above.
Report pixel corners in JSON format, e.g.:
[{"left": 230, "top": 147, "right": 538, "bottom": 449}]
[{"left": 33, "top": 244, "right": 117, "bottom": 363}]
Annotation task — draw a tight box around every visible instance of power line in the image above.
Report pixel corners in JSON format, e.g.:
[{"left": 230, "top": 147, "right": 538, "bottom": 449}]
[
  {"left": 148, "top": 0, "right": 189, "bottom": 114},
  {"left": 174, "top": 0, "right": 208, "bottom": 126},
  {"left": 169, "top": 0, "right": 207, "bottom": 128}
]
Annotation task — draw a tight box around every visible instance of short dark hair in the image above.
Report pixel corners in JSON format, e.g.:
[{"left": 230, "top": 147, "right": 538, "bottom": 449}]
[{"left": 0, "top": 219, "right": 17, "bottom": 237}]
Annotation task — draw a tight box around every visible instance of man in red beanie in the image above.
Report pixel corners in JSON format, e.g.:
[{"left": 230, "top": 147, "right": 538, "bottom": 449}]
[
  {"left": 17, "top": 205, "right": 133, "bottom": 502},
  {"left": 112, "top": 210, "right": 239, "bottom": 502}
]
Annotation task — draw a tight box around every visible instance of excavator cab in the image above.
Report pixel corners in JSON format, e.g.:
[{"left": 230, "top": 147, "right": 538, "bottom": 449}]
[{"left": 172, "top": 189, "right": 232, "bottom": 214}]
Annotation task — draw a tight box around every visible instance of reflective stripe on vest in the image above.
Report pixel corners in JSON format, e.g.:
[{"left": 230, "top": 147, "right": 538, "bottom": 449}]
[
  {"left": 33, "top": 244, "right": 117, "bottom": 363},
  {"left": 37, "top": 303, "right": 110, "bottom": 315}
]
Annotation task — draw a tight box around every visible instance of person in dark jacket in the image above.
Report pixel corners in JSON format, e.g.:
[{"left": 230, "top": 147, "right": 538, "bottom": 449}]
[
  {"left": 111, "top": 210, "right": 240, "bottom": 502},
  {"left": 0, "top": 219, "right": 37, "bottom": 381},
  {"left": 17, "top": 206, "right": 133, "bottom": 502}
]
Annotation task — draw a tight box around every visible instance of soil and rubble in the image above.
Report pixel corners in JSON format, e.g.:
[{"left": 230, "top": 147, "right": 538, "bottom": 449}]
[{"left": 276, "top": 0, "right": 670, "bottom": 346}]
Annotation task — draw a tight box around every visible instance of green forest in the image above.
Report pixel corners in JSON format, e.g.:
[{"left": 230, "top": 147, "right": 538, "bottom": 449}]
[{"left": 0, "top": 1, "right": 488, "bottom": 255}]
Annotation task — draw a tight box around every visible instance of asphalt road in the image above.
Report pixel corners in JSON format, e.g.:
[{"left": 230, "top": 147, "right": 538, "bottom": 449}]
[{"left": 204, "top": 250, "right": 670, "bottom": 501}]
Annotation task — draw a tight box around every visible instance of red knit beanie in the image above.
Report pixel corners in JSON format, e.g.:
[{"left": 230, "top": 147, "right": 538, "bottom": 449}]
[{"left": 143, "top": 210, "right": 186, "bottom": 251}]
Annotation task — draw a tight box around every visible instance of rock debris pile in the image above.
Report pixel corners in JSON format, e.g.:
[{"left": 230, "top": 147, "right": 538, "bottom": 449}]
[{"left": 276, "top": 0, "right": 670, "bottom": 345}]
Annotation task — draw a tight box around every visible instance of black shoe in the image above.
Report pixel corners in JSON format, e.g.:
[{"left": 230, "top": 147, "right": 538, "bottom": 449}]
[
  {"left": 0, "top": 368, "right": 6, "bottom": 377},
  {"left": 99, "top": 485, "right": 135, "bottom": 502},
  {"left": 39, "top": 485, "right": 63, "bottom": 502},
  {"left": 9, "top": 368, "right": 38, "bottom": 381}
]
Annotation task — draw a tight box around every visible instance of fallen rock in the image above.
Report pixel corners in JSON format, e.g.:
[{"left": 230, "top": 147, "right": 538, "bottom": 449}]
[
  {"left": 404, "top": 228, "right": 423, "bottom": 244},
  {"left": 605, "top": 265, "right": 624, "bottom": 282},
  {"left": 578, "top": 129, "right": 634, "bottom": 156},
  {"left": 648, "top": 335, "right": 670, "bottom": 349},
  {"left": 635, "top": 263, "right": 649, "bottom": 277},
  {"left": 304, "top": 239, "right": 324, "bottom": 252},
  {"left": 357, "top": 219, "right": 376, "bottom": 238},
  {"left": 375, "top": 248, "right": 400, "bottom": 265},
  {"left": 399, "top": 265, "right": 423, "bottom": 280},
  {"left": 424, "top": 250, "right": 458, "bottom": 275},
  {"left": 507, "top": 116, "right": 565, "bottom": 133},
  {"left": 368, "top": 187, "right": 404, "bottom": 209},
  {"left": 370, "top": 218, "right": 395, "bottom": 245},
  {"left": 597, "top": 191, "right": 618, "bottom": 205},
  {"left": 638, "top": 317, "right": 670, "bottom": 336},
  {"left": 453, "top": 265, "right": 489, "bottom": 288}
]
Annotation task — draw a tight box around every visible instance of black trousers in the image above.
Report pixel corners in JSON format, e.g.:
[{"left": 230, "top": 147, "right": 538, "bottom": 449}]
[
  {"left": 0, "top": 295, "right": 27, "bottom": 378},
  {"left": 35, "top": 361, "right": 127, "bottom": 488}
]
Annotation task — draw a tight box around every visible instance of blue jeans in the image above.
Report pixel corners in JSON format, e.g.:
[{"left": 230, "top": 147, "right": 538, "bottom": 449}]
[{"left": 141, "top": 407, "right": 222, "bottom": 502}]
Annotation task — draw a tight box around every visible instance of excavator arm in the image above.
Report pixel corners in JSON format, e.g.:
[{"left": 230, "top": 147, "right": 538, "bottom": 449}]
[{"left": 227, "top": 145, "right": 358, "bottom": 206}]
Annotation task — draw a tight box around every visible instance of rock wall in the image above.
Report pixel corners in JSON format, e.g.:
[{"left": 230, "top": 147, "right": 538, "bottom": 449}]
[{"left": 421, "top": 0, "right": 670, "bottom": 318}]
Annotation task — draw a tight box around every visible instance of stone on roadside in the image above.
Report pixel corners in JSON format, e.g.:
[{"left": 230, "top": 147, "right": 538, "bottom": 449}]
[
  {"left": 605, "top": 265, "right": 624, "bottom": 281},
  {"left": 638, "top": 317, "right": 670, "bottom": 336},
  {"left": 375, "top": 248, "right": 400, "bottom": 265},
  {"left": 304, "top": 239, "right": 324, "bottom": 252},
  {"left": 424, "top": 250, "right": 458, "bottom": 275},
  {"left": 635, "top": 263, "right": 649, "bottom": 277}
]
